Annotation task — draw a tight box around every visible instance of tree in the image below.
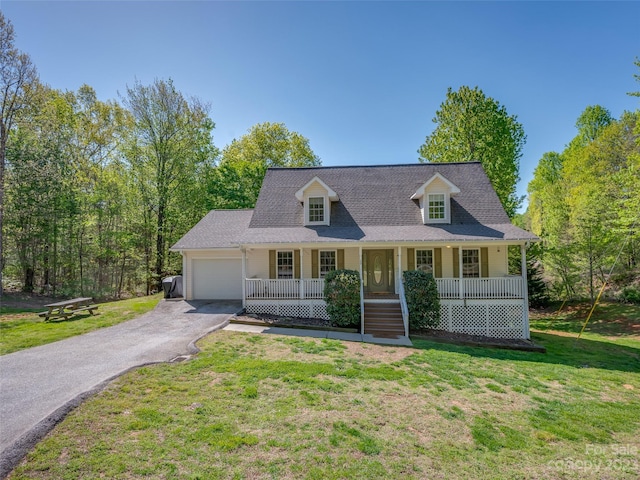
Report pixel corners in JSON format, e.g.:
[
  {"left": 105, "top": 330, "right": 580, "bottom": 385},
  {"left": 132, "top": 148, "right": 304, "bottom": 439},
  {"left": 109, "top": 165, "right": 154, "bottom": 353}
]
[
  {"left": 208, "top": 122, "right": 321, "bottom": 209},
  {"left": 122, "top": 78, "right": 216, "bottom": 291},
  {"left": 418, "top": 86, "right": 526, "bottom": 217},
  {"left": 0, "top": 12, "right": 37, "bottom": 297}
]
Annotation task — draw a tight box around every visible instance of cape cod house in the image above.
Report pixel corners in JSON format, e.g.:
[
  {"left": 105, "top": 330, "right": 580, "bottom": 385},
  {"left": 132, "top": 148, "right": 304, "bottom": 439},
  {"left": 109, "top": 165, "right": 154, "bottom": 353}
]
[{"left": 171, "top": 162, "right": 538, "bottom": 340}]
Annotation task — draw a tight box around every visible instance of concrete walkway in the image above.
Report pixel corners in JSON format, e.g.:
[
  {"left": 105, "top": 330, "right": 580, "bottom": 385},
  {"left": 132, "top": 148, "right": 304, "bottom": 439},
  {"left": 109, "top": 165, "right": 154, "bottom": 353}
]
[
  {"left": 224, "top": 323, "right": 414, "bottom": 346},
  {"left": 0, "top": 299, "right": 241, "bottom": 478}
]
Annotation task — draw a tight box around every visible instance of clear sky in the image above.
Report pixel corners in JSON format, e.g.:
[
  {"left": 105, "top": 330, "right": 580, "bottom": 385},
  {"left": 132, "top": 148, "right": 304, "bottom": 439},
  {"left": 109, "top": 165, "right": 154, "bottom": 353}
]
[{"left": 2, "top": 1, "right": 639, "bottom": 212}]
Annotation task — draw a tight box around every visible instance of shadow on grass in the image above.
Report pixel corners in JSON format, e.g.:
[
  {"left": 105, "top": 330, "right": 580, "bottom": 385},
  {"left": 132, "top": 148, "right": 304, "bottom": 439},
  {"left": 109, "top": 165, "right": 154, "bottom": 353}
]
[{"left": 411, "top": 331, "right": 640, "bottom": 373}]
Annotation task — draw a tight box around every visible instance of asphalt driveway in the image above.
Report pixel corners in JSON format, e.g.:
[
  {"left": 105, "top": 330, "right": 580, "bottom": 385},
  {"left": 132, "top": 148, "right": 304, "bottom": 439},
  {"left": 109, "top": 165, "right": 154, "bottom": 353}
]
[{"left": 0, "top": 299, "right": 240, "bottom": 478}]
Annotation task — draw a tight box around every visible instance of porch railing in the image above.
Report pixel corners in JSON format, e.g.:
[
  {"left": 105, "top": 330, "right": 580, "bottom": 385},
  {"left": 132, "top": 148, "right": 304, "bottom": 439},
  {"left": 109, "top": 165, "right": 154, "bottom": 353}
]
[
  {"left": 436, "top": 277, "right": 523, "bottom": 299},
  {"left": 245, "top": 278, "right": 325, "bottom": 300}
]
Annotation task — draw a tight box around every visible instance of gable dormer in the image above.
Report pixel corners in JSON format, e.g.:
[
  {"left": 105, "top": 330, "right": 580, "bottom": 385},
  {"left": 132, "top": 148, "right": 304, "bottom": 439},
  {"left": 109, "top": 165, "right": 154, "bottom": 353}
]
[
  {"left": 295, "top": 176, "right": 339, "bottom": 226},
  {"left": 410, "top": 173, "right": 460, "bottom": 224}
]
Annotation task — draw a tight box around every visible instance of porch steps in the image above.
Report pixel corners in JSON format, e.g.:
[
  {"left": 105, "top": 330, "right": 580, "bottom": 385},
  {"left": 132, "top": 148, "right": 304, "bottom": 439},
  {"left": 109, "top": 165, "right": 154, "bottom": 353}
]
[{"left": 363, "top": 302, "right": 405, "bottom": 338}]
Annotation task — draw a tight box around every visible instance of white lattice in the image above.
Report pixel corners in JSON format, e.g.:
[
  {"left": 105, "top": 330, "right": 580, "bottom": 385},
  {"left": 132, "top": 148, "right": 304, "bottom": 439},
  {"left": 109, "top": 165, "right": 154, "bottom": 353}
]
[
  {"left": 487, "top": 304, "right": 524, "bottom": 339},
  {"left": 437, "top": 300, "right": 527, "bottom": 339},
  {"left": 245, "top": 301, "right": 330, "bottom": 320},
  {"left": 450, "top": 305, "right": 486, "bottom": 335}
]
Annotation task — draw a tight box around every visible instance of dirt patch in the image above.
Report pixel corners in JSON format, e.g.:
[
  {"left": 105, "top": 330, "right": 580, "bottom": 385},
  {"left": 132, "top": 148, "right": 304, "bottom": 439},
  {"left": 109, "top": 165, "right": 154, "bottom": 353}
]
[
  {"left": 1, "top": 291, "right": 59, "bottom": 310},
  {"left": 343, "top": 342, "right": 414, "bottom": 362}
]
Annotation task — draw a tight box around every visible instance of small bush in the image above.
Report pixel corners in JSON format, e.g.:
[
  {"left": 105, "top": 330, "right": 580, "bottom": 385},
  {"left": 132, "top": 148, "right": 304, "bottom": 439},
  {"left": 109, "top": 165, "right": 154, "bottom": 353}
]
[
  {"left": 620, "top": 287, "right": 640, "bottom": 305},
  {"left": 323, "top": 269, "right": 361, "bottom": 328},
  {"left": 403, "top": 270, "right": 440, "bottom": 330}
]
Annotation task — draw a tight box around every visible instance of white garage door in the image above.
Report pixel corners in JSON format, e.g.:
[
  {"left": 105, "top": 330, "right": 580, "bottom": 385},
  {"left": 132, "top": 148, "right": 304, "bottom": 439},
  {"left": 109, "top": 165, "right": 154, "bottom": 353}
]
[{"left": 192, "top": 258, "right": 242, "bottom": 299}]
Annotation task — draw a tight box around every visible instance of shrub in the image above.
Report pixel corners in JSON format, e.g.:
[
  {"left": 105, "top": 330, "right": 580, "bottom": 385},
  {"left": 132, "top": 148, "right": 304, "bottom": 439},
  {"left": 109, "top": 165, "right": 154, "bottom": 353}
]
[
  {"left": 323, "top": 269, "right": 361, "bottom": 328},
  {"left": 402, "top": 270, "right": 440, "bottom": 330},
  {"left": 620, "top": 287, "right": 640, "bottom": 305}
]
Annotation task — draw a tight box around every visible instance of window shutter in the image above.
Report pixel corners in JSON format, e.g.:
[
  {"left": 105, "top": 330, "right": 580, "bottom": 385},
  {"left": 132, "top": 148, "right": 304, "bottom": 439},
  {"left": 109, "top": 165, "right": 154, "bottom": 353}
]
[
  {"left": 453, "top": 248, "right": 459, "bottom": 278},
  {"left": 407, "top": 248, "right": 415, "bottom": 271},
  {"left": 337, "top": 249, "right": 344, "bottom": 270},
  {"left": 311, "top": 249, "right": 319, "bottom": 278},
  {"left": 269, "top": 250, "right": 276, "bottom": 279},
  {"left": 481, "top": 247, "right": 488, "bottom": 278},
  {"left": 434, "top": 248, "right": 442, "bottom": 278},
  {"left": 294, "top": 250, "right": 301, "bottom": 279}
]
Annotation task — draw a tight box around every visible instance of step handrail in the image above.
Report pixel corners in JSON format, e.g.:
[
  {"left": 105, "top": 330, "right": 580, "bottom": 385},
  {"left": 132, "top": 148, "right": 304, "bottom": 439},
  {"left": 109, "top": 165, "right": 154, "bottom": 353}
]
[{"left": 398, "top": 276, "right": 409, "bottom": 337}]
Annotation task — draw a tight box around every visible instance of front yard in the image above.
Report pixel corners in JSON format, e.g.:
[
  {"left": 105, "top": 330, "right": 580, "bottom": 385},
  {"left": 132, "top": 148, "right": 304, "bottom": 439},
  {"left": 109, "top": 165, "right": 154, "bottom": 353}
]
[{"left": 8, "top": 303, "right": 639, "bottom": 479}]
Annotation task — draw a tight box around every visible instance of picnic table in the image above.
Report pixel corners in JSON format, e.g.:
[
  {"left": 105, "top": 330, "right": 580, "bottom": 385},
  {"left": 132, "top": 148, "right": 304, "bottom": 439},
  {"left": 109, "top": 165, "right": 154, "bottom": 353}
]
[{"left": 38, "top": 297, "right": 98, "bottom": 322}]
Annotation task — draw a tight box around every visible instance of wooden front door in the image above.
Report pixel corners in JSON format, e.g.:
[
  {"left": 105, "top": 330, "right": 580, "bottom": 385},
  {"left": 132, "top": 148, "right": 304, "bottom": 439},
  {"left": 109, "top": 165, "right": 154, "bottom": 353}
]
[{"left": 365, "top": 250, "right": 394, "bottom": 293}]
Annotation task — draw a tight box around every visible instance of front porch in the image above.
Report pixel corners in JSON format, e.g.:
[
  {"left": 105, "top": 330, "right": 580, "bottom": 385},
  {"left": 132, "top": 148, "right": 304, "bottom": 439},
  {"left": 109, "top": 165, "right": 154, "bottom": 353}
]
[{"left": 242, "top": 244, "right": 531, "bottom": 340}]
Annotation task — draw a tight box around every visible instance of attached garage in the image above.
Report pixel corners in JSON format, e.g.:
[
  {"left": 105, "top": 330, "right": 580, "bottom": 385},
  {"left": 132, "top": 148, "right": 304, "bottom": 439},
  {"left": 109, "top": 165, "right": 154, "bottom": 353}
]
[{"left": 191, "top": 258, "right": 242, "bottom": 300}]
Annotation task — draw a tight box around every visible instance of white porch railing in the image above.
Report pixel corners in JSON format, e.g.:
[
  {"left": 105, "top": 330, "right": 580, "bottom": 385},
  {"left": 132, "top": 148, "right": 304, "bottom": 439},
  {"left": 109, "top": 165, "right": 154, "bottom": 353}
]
[
  {"left": 398, "top": 276, "right": 409, "bottom": 337},
  {"left": 436, "top": 277, "right": 523, "bottom": 299},
  {"left": 245, "top": 278, "right": 325, "bottom": 299}
]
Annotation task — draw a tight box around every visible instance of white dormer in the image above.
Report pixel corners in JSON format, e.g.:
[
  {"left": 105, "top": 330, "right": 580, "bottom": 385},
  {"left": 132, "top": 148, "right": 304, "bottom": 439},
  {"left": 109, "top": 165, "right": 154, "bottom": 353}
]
[
  {"left": 295, "top": 176, "right": 339, "bottom": 226},
  {"left": 410, "top": 173, "right": 460, "bottom": 224}
]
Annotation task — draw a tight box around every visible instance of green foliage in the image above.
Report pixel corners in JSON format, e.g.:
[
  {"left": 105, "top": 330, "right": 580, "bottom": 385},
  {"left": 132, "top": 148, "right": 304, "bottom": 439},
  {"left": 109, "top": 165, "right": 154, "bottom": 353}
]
[
  {"left": 418, "top": 85, "right": 525, "bottom": 217},
  {"left": 323, "top": 269, "right": 361, "bottom": 329},
  {"left": 620, "top": 287, "right": 640, "bottom": 305},
  {"left": 402, "top": 270, "right": 440, "bottom": 330},
  {"left": 207, "top": 122, "right": 320, "bottom": 209}
]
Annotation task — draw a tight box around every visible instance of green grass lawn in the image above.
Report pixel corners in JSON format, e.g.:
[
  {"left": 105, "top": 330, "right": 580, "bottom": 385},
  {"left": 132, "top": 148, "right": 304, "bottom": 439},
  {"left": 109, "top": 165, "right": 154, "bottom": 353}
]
[
  {"left": 0, "top": 294, "right": 162, "bottom": 355},
  {"left": 9, "top": 304, "right": 639, "bottom": 479}
]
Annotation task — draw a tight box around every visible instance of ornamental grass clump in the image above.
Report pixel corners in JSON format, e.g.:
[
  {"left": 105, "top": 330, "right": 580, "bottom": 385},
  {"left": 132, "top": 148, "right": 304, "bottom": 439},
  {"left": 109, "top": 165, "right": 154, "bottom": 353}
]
[
  {"left": 323, "top": 269, "right": 361, "bottom": 329},
  {"left": 403, "top": 270, "right": 441, "bottom": 330}
]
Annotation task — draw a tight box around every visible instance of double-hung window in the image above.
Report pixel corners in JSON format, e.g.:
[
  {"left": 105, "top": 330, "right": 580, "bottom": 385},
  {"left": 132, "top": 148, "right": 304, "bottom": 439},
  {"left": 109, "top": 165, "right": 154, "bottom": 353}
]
[
  {"left": 308, "top": 197, "right": 324, "bottom": 223},
  {"left": 428, "top": 194, "right": 445, "bottom": 220},
  {"left": 416, "top": 249, "right": 433, "bottom": 274},
  {"left": 462, "top": 249, "right": 480, "bottom": 278},
  {"left": 319, "top": 250, "right": 336, "bottom": 278},
  {"left": 277, "top": 251, "right": 294, "bottom": 279}
]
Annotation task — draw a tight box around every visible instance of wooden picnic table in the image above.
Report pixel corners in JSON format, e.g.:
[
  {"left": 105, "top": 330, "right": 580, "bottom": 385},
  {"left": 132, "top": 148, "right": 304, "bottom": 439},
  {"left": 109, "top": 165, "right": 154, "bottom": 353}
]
[{"left": 39, "top": 297, "right": 99, "bottom": 322}]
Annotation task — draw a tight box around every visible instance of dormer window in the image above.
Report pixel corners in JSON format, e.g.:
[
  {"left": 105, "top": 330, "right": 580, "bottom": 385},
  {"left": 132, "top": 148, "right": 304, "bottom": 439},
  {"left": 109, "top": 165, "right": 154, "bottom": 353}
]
[
  {"left": 295, "top": 176, "right": 339, "bottom": 227},
  {"left": 308, "top": 197, "right": 325, "bottom": 223},
  {"left": 428, "top": 194, "right": 445, "bottom": 220},
  {"left": 410, "top": 173, "right": 460, "bottom": 225}
]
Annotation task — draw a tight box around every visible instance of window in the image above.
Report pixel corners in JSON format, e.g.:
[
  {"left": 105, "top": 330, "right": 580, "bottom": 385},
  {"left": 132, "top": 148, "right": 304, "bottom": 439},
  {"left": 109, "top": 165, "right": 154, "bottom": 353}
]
[
  {"left": 462, "top": 249, "right": 480, "bottom": 278},
  {"left": 428, "top": 194, "right": 445, "bottom": 220},
  {"left": 319, "top": 250, "right": 336, "bottom": 278},
  {"left": 308, "top": 197, "right": 324, "bottom": 223},
  {"left": 277, "top": 251, "right": 294, "bottom": 279},
  {"left": 416, "top": 249, "right": 433, "bottom": 274}
]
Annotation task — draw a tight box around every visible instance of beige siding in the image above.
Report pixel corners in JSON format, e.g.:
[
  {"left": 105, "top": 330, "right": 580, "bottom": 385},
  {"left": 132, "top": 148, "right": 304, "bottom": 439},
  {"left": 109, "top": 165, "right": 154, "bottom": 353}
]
[
  {"left": 424, "top": 177, "right": 449, "bottom": 192},
  {"left": 304, "top": 181, "right": 328, "bottom": 198},
  {"left": 245, "top": 248, "right": 270, "bottom": 278}
]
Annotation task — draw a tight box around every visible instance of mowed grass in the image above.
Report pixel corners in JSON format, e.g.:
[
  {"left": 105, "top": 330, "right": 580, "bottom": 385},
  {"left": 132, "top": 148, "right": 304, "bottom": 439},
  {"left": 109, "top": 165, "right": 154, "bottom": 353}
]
[
  {"left": 9, "top": 310, "right": 640, "bottom": 480},
  {"left": 0, "top": 294, "right": 162, "bottom": 355}
]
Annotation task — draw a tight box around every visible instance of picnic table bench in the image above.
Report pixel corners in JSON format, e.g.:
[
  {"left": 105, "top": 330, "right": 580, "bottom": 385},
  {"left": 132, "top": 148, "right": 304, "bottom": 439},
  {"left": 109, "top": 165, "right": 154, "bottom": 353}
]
[{"left": 38, "top": 297, "right": 99, "bottom": 322}]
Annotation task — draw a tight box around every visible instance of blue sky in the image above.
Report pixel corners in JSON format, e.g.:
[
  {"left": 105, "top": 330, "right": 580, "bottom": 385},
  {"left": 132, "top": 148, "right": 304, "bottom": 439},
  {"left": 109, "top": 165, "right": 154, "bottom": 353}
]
[{"left": 3, "top": 1, "right": 639, "bottom": 212}]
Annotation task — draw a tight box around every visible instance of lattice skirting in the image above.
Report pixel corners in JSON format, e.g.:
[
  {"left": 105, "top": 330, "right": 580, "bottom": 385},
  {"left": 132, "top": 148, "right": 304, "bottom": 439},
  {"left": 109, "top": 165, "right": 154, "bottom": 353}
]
[
  {"left": 438, "top": 300, "right": 528, "bottom": 339},
  {"left": 245, "top": 300, "right": 329, "bottom": 320}
]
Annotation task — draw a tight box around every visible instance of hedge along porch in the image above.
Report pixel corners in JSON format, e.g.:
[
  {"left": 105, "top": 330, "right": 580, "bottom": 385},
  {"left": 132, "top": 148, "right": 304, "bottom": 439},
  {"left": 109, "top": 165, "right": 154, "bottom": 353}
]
[{"left": 241, "top": 241, "right": 530, "bottom": 339}]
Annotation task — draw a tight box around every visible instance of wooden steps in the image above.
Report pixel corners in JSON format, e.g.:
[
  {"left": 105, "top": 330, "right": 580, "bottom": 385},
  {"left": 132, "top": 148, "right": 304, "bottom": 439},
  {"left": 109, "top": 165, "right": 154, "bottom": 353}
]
[{"left": 363, "top": 302, "right": 405, "bottom": 338}]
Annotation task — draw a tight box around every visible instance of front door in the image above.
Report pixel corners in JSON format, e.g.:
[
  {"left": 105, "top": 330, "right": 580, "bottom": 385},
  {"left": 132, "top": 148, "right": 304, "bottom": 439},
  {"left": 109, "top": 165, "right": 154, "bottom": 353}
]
[{"left": 365, "top": 250, "right": 394, "bottom": 294}]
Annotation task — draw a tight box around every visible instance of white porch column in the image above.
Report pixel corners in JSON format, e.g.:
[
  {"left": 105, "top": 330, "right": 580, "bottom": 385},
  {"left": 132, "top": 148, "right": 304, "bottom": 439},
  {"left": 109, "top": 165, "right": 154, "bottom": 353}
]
[
  {"left": 241, "top": 247, "right": 247, "bottom": 309},
  {"left": 181, "top": 251, "right": 188, "bottom": 300},
  {"left": 521, "top": 243, "right": 530, "bottom": 339},
  {"left": 397, "top": 246, "right": 402, "bottom": 294},
  {"left": 458, "top": 246, "right": 464, "bottom": 300},
  {"left": 299, "top": 248, "right": 305, "bottom": 299},
  {"left": 359, "top": 246, "right": 364, "bottom": 333}
]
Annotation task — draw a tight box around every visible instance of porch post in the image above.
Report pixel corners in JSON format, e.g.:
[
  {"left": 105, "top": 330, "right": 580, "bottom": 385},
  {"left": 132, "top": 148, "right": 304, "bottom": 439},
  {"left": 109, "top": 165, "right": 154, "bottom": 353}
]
[
  {"left": 521, "top": 243, "right": 530, "bottom": 339},
  {"left": 359, "top": 246, "right": 364, "bottom": 334},
  {"left": 299, "top": 248, "right": 305, "bottom": 299},
  {"left": 241, "top": 247, "right": 246, "bottom": 309},
  {"left": 458, "top": 246, "right": 464, "bottom": 300},
  {"left": 397, "top": 246, "right": 402, "bottom": 294}
]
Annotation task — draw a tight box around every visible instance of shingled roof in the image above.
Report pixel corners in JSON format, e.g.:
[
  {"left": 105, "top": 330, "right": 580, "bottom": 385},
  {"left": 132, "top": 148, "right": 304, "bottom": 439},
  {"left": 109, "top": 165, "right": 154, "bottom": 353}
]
[{"left": 171, "top": 162, "right": 538, "bottom": 249}]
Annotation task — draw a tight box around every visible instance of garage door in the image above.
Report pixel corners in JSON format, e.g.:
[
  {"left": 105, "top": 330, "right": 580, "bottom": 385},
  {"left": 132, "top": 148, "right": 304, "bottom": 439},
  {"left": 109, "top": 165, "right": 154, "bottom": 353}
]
[{"left": 192, "top": 258, "right": 242, "bottom": 299}]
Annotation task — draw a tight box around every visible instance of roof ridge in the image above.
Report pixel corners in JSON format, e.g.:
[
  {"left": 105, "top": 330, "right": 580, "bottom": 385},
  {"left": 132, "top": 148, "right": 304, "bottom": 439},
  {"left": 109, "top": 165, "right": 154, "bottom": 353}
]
[{"left": 267, "top": 162, "right": 481, "bottom": 171}]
